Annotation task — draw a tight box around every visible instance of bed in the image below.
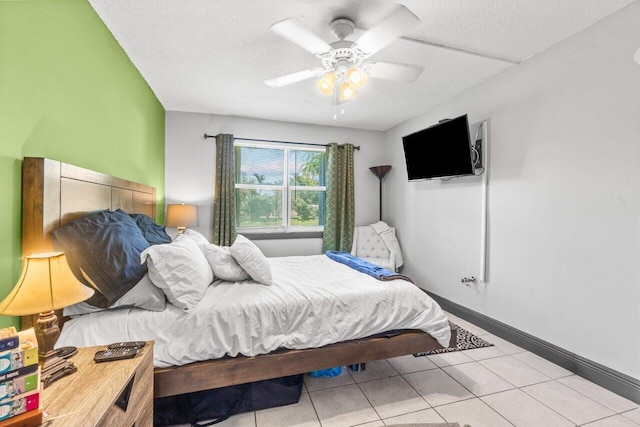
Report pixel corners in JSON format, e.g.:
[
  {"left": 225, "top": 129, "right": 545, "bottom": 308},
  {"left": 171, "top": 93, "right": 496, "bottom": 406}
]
[{"left": 21, "top": 157, "right": 455, "bottom": 398}]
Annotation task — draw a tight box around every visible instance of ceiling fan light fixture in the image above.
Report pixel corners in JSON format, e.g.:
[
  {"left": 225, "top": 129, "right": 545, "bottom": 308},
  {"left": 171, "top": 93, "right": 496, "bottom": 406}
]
[
  {"left": 317, "top": 72, "right": 337, "bottom": 95},
  {"left": 347, "top": 67, "right": 367, "bottom": 90},
  {"left": 268, "top": 5, "right": 420, "bottom": 104},
  {"left": 340, "top": 81, "right": 356, "bottom": 101}
]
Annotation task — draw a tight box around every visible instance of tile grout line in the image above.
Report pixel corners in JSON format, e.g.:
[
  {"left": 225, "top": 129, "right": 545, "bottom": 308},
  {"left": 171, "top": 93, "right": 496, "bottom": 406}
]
[
  {"left": 554, "top": 376, "right": 640, "bottom": 414},
  {"left": 453, "top": 315, "right": 633, "bottom": 425},
  {"left": 435, "top": 336, "right": 577, "bottom": 426},
  {"left": 351, "top": 361, "right": 400, "bottom": 424},
  {"left": 305, "top": 376, "right": 334, "bottom": 427}
]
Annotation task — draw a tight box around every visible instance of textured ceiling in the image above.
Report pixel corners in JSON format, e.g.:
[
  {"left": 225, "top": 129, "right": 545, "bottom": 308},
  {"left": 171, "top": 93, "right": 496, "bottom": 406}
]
[{"left": 89, "top": 0, "right": 635, "bottom": 131}]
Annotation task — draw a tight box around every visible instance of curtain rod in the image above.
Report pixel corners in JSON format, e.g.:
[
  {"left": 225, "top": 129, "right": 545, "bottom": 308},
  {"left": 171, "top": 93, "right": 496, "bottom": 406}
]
[{"left": 203, "top": 134, "right": 360, "bottom": 150}]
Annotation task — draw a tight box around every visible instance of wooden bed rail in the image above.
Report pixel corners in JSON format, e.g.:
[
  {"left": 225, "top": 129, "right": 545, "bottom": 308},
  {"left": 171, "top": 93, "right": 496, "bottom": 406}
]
[{"left": 154, "top": 328, "right": 456, "bottom": 398}]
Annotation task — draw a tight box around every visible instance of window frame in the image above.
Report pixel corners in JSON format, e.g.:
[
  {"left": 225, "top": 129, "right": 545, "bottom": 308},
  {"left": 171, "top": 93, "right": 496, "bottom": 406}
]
[{"left": 234, "top": 141, "right": 326, "bottom": 235}]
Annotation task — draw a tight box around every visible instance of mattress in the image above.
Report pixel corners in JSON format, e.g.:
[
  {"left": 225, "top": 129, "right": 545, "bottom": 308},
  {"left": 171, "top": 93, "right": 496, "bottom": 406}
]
[{"left": 56, "top": 255, "right": 451, "bottom": 368}]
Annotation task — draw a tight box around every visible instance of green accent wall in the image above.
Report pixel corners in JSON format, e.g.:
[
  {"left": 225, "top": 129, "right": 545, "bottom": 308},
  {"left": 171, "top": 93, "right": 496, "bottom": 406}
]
[{"left": 0, "top": 0, "right": 165, "bottom": 328}]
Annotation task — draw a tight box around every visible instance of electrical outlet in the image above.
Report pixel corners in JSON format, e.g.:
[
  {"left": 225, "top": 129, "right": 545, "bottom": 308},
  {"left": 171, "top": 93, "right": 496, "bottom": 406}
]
[{"left": 461, "top": 276, "right": 477, "bottom": 286}]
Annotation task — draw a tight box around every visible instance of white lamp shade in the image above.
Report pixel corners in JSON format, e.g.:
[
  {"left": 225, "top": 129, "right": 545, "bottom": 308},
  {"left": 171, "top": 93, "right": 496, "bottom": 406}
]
[
  {"left": 0, "top": 252, "right": 94, "bottom": 315},
  {"left": 166, "top": 204, "right": 199, "bottom": 228}
]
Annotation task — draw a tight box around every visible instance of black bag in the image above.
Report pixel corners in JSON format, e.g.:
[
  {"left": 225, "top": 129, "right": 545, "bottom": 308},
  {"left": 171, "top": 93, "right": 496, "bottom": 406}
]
[{"left": 153, "top": 374, "right": 304, "bottom": 426}]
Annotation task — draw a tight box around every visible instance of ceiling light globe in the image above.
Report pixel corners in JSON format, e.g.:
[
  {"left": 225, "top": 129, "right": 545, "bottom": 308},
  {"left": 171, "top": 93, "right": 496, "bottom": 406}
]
[
  {"left": 317, "top": 72, "right": 336, "bottom": 95},
  {"left": 340, "top": 82, "right": 356, "bottom": 101},
  {"left": 347, "top": 67, "right": 367, "bottom": 90}
]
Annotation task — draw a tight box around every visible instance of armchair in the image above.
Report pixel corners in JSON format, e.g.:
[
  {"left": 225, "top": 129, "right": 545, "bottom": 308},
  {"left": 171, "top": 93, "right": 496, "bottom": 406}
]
[{"left": 350, "top": 222, "right": 403, "bottom": 272}]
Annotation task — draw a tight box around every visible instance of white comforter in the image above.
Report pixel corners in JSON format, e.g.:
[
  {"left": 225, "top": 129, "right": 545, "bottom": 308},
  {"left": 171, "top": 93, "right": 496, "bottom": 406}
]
[{"left": 57, "top": 255, "right": 451, "bottom": 368}]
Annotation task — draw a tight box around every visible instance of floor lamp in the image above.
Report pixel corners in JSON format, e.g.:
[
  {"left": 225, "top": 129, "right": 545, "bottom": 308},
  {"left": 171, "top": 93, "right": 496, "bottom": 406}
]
[{"left": 369, "top": 165, "right": 392, "bottom": 221}]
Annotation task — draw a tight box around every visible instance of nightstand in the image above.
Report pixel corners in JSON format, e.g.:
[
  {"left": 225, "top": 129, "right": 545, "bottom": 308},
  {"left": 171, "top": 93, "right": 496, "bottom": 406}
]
[{"left": 41, "top": 342, "right": 153, "bottom": 426}]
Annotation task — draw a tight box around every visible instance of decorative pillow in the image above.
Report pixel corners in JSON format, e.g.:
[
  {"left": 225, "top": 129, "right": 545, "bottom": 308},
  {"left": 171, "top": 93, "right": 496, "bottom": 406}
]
[
  {"left": 51, "top": 209, "right": 150, "bottom": 308},
  {"left": 64, "top": 273, "right": 166, "bottom": 316},
  {"left": 130, "top": 213, "right": 172, "bottom": 245},
  {"left": 178, "top": 229, "right": 210, "bottom": 246},
  {"left": 141, "top": 237, "right": 214, "bottom": 310},
  {"left": 229, "top": 234, "right": 273, "bottom": 285},
  {"left": 200, "top": 244, "right": 249, "bottom": 282}
]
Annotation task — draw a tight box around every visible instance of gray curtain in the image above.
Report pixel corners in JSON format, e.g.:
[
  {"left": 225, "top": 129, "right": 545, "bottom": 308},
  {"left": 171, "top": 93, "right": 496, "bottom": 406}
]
[
  {"left": 213, "top": 134, "right": 236, "bottom": 246},
  {"left": 322, "top": 143, "right": 355, "bottom": 253}
]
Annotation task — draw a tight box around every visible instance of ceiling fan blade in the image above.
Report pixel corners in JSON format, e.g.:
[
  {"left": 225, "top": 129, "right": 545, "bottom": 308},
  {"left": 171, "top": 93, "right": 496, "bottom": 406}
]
[
  {"left": 270, "top": 18, "right": 332, "bottom": 56},
  {"left": 364, "top": 62, "right": 423, "bottom": 82},
  {"left": 264, "top": 67, "right": 326, "bottom": 88},
  {"left": 355, "top": 5, "right": 420, "bottom": 56}
]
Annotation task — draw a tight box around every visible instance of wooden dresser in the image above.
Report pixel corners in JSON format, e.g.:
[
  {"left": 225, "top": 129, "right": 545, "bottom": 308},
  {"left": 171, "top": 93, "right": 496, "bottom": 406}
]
[{"left": 41, "top": 342, "right": 153, "bottom": 426}]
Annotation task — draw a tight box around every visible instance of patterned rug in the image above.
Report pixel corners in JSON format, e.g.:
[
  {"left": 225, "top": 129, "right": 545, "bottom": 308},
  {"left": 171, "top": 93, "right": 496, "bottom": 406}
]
[{"left": 414, "top": 322, "right": 493, "bottom": 357}]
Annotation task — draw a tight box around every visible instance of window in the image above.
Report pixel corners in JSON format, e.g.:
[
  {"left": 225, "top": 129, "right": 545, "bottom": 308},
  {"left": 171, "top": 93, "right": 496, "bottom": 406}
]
[{"left": 235, "top": 143, "right": 326, "bottom": 233}]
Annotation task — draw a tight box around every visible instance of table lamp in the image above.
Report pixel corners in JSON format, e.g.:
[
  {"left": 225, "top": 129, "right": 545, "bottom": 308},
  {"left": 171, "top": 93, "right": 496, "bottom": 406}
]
[
  {"left": 166, "top": 203, "right": 199, "bottom": 234},
  {"left": 0, "top": 252, "right": 94, "bottom": 387}
]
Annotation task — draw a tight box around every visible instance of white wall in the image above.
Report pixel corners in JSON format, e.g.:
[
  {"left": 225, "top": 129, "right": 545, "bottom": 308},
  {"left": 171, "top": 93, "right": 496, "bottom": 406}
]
[
  {"left": 165, "top": 112, "right": 386, "bottom": 256},
  {"left": 384, "top": 3, "right": 640, "bottom": 378}
]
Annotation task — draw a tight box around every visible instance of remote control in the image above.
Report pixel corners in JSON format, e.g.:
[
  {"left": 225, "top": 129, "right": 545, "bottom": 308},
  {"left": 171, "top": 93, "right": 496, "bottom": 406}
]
[
  {"left": 94, "top": 347, "right": 140, "bottom": 363},
  {"left": 107, "top": 341, "right": 146, "bottom": 350}
]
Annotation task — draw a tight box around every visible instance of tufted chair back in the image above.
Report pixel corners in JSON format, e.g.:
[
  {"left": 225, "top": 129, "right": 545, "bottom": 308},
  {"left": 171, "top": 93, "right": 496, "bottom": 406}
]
[{"left": 350, "top": 225, "right": 398, "bottom": 271}]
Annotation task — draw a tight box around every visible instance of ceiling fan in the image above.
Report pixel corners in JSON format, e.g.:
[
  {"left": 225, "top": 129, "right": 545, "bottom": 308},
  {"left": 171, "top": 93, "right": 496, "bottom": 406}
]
[{"left": 264, "top": 5, "right": 423, "bottom": 102}]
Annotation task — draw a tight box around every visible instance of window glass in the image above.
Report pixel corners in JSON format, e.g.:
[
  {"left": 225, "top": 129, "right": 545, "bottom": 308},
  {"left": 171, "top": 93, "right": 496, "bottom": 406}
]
[
  {"left": 290, "top": 189, "right": 325, "bottom": 227},
  {"left": 289, "top": 150, "right": 324, "bottom": 187},
  {"left": 236, "top": 146, "right": 284, "bottom": 185},
  {"left": 235, "top": 144, "right": 325, "bottom": 232},
  {"left": 236, "top": 188, "right": 283, "bottom": 228}
]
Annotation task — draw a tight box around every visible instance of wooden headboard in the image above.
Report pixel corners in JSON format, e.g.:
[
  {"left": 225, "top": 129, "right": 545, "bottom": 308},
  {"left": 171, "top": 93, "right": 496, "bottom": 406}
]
[{"left": 21, "top": 157, "right": 157, "bottom": 329}]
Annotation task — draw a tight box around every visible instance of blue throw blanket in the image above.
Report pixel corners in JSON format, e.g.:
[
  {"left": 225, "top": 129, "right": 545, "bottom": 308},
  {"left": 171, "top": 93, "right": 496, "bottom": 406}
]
[{"left": 325, "top": 251, "right": 413, "bottom": 283}]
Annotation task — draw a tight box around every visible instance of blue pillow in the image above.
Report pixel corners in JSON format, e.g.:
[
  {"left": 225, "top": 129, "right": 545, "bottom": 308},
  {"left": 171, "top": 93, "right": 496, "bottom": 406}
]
[
  {"left": 51, "top": 209, "right": 150, "bottom": 308},
  {"left": 129, "top": 213, "right": 172, "bottom": 245}
]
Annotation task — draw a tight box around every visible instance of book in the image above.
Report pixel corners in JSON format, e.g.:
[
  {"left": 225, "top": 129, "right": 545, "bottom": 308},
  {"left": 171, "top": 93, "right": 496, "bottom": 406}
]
[
  {"left": 0, "top": 366, "right": 38, "bottom": 384},
  {"left": 0, "top": 390, "right": 39, "bottom": 421},
  {"left": 0, "top": 329, "right": 18, "bottom": 353},
  {"left": 0, "top": 372, "right": 39, "bottom": 403},
  {"left": 0, "top": 349, "right": 37, "bottom": 375},
  {"left": 0, "top": 330, "right": 37, "bottom": 376}
]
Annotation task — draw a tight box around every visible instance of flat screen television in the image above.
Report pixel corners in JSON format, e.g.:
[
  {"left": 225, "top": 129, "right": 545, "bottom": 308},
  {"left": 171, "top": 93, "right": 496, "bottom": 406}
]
[{"left": 402, "top": 114, "right": 474, "bottom": 181}]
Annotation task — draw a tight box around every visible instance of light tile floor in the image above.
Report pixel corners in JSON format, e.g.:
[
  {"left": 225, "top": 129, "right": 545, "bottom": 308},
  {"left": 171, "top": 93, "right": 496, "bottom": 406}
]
[{"left": 196, "top": 312, "right": 640, "bottom": 427}]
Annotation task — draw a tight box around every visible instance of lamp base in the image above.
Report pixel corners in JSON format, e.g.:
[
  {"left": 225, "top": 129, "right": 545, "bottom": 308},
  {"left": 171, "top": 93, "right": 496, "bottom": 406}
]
[
  {"left": 36, "top": 310, "right": 77, "bottom": 387},
  {"left": 41, "top": 350, "right": 77, "bottom": 388}
]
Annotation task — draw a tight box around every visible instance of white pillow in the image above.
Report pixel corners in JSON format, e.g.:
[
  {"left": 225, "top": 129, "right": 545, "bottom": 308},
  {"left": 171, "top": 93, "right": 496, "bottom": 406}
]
[
  {"left": 178, "top": 229, "right": 210, "bottom": 246},
  {"left": 141, "top": 238, "right": 214, "bottom": 310},
  {"left": 230, "top": 234, "right": 273, "bottom": 285},
  {"left": 200, "top": 244, "right": 250, "bottom": 282},
  {"left": 63, "top": 273, "right": 166, "bottom": 316}
]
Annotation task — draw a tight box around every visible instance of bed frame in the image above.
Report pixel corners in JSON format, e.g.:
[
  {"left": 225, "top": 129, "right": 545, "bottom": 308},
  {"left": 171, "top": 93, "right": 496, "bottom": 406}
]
[{"left": 21, "top": 157, "right": 455, "bottom": 398}]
